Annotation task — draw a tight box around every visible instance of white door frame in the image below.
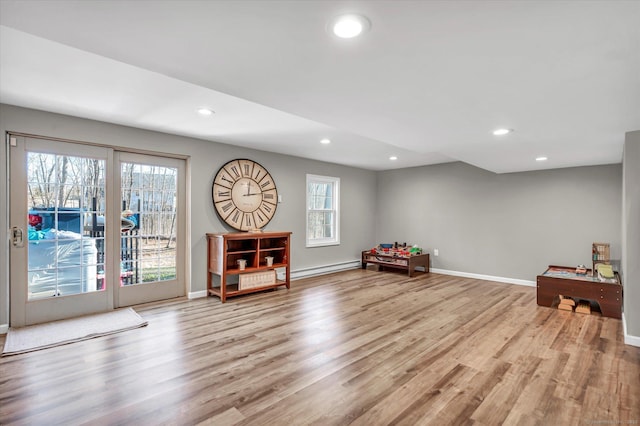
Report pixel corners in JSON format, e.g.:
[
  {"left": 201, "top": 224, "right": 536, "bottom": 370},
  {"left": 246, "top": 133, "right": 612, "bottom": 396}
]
[
  {"left": 9, "top": 136, "right": 117, "bottom": 327},
  {"left": 115, "top": 151, "right": 186, "bottom": 307}
]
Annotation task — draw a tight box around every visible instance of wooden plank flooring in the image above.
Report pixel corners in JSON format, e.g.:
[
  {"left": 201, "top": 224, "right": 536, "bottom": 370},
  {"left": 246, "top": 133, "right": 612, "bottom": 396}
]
[{"left": 1, "top": 269, "right": 639, "bottom": 425}]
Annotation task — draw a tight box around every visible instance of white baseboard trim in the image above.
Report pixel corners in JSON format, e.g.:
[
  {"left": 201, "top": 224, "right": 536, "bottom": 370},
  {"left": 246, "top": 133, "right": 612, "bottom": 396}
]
[
  {"left": 623, "top": 313, "right": 640, "bottom": 347},
  {"left": 191, "top": 263, "right": 533, "bottom": 298},
  {"left": 0, "top": 324, "right": 8, "bottom": 334},
  {"left": 188, "top": 290, "right": 208, "bottom": 299},
  {"left": 290, "top": 260, "right": 361, "bottom": 280},
  {"left": 190, "top": 261, "right": 362, "bottom": 296},
  {"left": 430, "top": 268, "right": 536, "bottom": 287}
]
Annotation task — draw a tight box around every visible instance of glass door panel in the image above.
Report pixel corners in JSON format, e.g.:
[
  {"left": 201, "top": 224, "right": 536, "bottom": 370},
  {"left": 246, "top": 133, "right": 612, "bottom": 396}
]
[
  {"left": 10, "top": 136, "right": 114, "bottom": 327},
  {"left": 26, "top": 152, "right": 106, "bottom": 299},
  {"left": 120, "top": 162, "right": 177, "bottom": 285},
  {"left": 116, "top": 153, "right": 185, "bottom": 307}
]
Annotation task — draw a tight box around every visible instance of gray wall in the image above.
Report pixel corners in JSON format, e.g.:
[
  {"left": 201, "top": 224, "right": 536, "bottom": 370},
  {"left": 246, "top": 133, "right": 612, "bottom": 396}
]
[
  {"left": 1, "top": 103, "right": 636, "bottom": 340},
  {"left": 623, "top": 130, "right": 640, "bottom": 337},
  {"left": 376, "top": 161, "right": 622, "bottom": 281},
  {"left": 0, "top": 104, "right": 377, "bottom": 326}
]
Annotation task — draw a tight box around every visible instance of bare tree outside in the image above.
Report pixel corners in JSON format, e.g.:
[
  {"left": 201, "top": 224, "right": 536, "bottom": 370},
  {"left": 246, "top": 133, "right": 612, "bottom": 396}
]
[
  {"left": 27, "top": 153, "right": 178, "bottom": 297},
  {"left": 121, "top": 162, "right": 178, "bottom": 283},
  {"left": 27, "top": 152, "right": 106, "bottom": 299}
]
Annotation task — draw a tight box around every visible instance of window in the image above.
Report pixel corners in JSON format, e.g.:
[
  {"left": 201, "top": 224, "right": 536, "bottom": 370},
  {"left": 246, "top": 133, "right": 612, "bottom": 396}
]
[{"left": 306, "top": 174, "right": 340, "bottom": 247}]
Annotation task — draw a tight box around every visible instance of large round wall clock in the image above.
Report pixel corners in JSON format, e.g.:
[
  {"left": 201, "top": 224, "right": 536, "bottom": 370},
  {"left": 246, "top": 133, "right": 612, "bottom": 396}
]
[{"left": 212, "top": 159, "right": 278, "bottom": 231}]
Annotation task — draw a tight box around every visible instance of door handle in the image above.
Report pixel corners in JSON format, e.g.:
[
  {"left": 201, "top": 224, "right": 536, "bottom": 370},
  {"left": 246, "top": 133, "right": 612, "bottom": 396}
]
[{"left": 12, "top": 227, "right": 24, "bottom": 248}]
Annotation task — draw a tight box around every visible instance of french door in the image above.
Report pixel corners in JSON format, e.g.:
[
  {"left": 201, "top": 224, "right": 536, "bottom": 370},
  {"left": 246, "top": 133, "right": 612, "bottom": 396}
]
[
  {"left": 115, "top": 152, "right": 185, "bottom": 307},
  {"left": 10, "top": 137, "right": 114, "bottom": 326},
  {"left": 9, "top": 136, "right": 186, "bottom": 327}
]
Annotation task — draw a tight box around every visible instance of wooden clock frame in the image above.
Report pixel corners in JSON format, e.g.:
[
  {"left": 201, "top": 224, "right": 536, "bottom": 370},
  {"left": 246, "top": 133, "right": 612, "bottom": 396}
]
[{"left": 212, "top": 159, "right": 278, "bottom": 231}]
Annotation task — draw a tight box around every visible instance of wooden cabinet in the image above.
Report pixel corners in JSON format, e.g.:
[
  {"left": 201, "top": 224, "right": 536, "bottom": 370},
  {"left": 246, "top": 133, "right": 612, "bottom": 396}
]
[
  {"left": 207, "top": 231, "right": 291, "bottom": 302},
  {"left": 536, "top": 265, "right": 622, "bottom": 319},
  {"left": 361, "top": 250, "right": 429, "bottom": 277}
]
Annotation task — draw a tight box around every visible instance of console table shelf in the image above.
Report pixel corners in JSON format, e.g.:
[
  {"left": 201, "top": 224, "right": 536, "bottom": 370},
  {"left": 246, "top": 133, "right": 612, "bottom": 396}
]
[{"left": 207, "top": 231, "right": 291, "bottom": 302}]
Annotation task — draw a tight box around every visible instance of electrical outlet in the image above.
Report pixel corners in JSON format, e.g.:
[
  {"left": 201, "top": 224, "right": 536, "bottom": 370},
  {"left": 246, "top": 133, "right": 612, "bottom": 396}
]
[{"left": 434, "top": 248, "right": 439, "bottom": 256}]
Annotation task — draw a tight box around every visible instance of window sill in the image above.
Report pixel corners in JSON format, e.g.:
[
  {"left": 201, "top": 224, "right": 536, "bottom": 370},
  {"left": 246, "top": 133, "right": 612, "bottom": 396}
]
[{"left": 306, "top": 240, "right": 340, "bottom": 248}]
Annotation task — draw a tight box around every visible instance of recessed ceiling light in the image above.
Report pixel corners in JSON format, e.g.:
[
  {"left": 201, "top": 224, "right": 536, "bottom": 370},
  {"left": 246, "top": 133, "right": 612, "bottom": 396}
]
[
  {"left": 493, "top": 128, "right": 513, "bottom": 136},
  {"left": 536, "top": 156, "right": 548, "bottom": 162},
  {"left": 197, "top": 108, "right": 214, "bottom": 116},
  {"left": 330, "top": 14, "right": 371, "bottom": 38},
  {"left": 320, "top": 138, "right": 331, "bottom": 145},
  {"left": 389, "top": 156, "right": 398, "bottom": 161}
]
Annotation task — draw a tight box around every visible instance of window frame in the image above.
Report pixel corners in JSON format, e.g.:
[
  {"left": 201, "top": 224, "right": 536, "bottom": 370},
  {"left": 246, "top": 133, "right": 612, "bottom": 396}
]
[{"left": 305, "top": 174, "right": 340, "bottom": 248}]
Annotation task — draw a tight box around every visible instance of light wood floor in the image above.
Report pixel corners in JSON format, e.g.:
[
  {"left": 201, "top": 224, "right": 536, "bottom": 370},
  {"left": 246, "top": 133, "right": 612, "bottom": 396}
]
[{"left": 1, "top": 269, "right": 639, "bottom": 425}]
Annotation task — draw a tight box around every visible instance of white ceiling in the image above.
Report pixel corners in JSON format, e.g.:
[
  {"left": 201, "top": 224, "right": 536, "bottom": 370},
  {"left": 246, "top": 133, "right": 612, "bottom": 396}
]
[{"left": 1, "top": 0, "right": 639, "bottom": 173}]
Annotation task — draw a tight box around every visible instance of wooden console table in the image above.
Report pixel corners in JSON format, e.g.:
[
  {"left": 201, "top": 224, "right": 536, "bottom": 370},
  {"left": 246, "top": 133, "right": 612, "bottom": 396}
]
[
  {"left": 536, "top": 265, "right": 622, "bottom": 319},
  {"left": 361, "top": 250, "right": 429, "bottom": 277},
  {"left": 207, "top": 231, "right": 291, "bottom": 302}
]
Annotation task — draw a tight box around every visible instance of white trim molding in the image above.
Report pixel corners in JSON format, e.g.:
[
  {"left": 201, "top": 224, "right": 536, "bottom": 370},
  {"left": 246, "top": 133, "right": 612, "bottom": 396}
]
[
  {"left": 623, "top": 313, "right": 640, "bottom": 347},
  {"left": 191, "top": 261, "right": 362, "bottom": 297},
  {"left": 430, "top": 268, "right": 536, "bottom": 287},
  {"left": 0, "top": 324, "right": 8, "bottom": 334},
  {"left": 188, "top": 290, "right": 208, "bottom": 299},
  {"left": 287, "top": 263, "right": 537, "bottom": 286},
  {"left": 290, "top": 260, "right": 361, "bottom": 280}
]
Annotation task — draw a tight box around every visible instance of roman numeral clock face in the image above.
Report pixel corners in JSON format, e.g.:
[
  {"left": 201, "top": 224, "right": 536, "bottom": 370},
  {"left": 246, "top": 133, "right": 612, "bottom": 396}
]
[{"left": 212, "top": 159, "right": 278, "bottom": 231}]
